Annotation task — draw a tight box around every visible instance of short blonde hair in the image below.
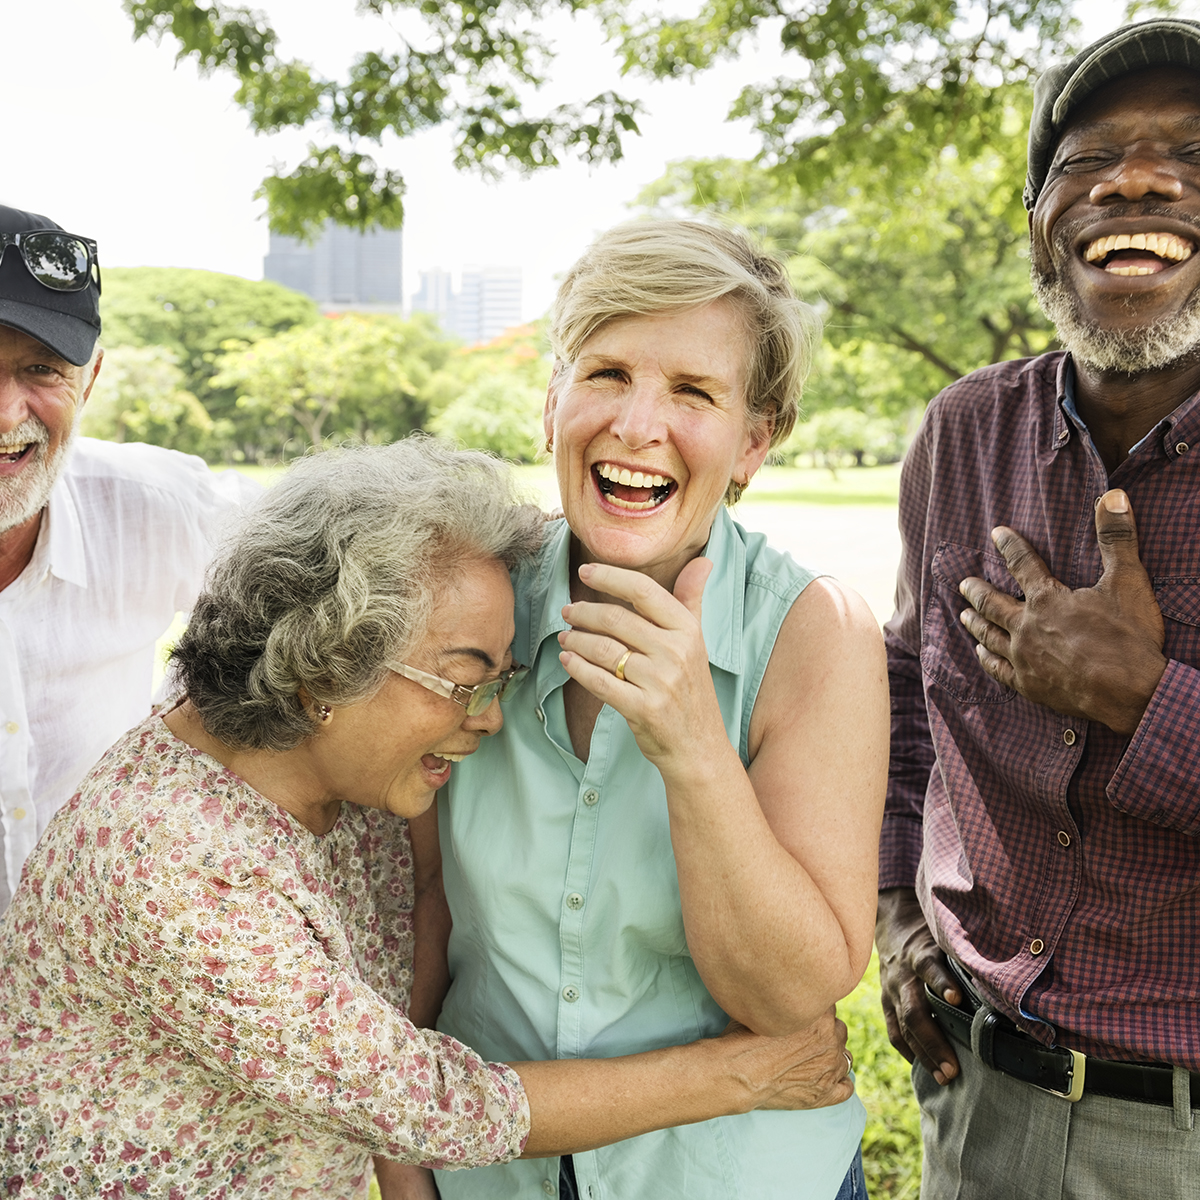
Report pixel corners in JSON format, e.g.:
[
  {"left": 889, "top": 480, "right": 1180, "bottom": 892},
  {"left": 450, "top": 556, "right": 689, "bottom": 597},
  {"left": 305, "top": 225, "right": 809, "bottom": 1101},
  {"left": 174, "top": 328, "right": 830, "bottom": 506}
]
[{"left": 548, "top": 221, "right": 820, "bottom": 503}]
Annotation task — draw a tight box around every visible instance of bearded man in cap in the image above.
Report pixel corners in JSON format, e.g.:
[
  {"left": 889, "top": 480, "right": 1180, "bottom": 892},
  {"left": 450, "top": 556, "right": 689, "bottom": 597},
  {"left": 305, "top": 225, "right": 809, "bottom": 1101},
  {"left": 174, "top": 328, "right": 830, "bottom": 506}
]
[
  {"left": 877, "top": 19, "right": 1200, "bottom": 1197},
  {"left": 0, "top": 205, "right": 257, "bottom": 913}
]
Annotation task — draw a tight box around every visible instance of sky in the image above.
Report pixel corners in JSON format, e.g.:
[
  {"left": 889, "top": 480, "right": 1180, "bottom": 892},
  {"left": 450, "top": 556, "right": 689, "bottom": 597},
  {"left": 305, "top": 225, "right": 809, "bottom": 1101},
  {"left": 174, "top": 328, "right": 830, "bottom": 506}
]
[{"left": 6, "top": 0, "right": 1130, "bottom": 323}]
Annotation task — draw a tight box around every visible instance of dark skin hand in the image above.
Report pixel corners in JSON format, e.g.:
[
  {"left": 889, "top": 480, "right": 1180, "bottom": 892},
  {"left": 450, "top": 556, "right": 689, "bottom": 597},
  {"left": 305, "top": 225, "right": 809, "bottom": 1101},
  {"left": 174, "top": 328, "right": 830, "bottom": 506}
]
[
  {"left": 875, "top": 888, "right": 961, "bottom": 1085},
  {"left": 957, "top": 489, "right": 1167, "bottom": 737}
]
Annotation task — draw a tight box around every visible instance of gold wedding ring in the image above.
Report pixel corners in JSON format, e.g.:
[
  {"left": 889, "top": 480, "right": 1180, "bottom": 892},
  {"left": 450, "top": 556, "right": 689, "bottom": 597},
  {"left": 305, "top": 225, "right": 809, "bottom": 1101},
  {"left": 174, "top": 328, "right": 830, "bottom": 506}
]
[
  {"left": 844, "top": 1050, "right": 854, "bottom": 1074},
  {"left": 614, "top": 649, "right": 633, "bottom": 682}
]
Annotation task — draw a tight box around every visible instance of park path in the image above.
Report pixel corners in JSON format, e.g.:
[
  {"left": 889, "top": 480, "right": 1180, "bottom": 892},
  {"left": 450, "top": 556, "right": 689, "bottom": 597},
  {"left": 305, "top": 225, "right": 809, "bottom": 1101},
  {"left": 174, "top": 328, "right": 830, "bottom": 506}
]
[{"left": 733, "top": 502, "right": 901, "bottom": 626}]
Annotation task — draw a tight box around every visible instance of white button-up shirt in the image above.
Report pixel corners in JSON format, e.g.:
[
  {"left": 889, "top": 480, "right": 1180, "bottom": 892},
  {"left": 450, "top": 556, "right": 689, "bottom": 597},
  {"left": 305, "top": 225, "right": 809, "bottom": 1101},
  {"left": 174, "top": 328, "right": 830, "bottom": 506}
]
[{"left": 0, "top": 437, "right": 258, "bottom": 909}]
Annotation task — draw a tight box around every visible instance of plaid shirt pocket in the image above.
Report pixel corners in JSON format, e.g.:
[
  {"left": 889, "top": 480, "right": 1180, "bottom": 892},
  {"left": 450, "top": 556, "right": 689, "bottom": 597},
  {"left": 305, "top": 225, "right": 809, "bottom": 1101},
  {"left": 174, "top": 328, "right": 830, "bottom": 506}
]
[{"left": 921, "top": 542, "right": 1021, "bottom": 706}]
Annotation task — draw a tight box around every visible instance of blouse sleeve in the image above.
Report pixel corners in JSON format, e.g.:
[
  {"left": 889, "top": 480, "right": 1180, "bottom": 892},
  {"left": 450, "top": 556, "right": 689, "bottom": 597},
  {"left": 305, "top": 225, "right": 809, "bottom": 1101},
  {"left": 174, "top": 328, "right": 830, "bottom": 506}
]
[{"left": 88, "top": 833, "right": 530, "bottom": 1170}]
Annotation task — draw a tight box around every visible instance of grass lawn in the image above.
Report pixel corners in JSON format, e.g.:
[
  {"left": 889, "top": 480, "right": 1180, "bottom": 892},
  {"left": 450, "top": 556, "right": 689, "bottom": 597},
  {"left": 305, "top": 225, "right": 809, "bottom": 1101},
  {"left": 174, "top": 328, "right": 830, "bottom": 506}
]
[{"left": 217, "top": 460, "right": 903, "bottom": 509}]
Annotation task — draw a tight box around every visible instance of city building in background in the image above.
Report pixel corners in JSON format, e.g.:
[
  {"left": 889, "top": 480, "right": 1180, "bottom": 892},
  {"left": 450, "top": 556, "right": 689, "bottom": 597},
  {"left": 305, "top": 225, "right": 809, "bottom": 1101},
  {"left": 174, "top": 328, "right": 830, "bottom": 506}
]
[
  {"left": 263, "top": 222, "right": 403, "bottom": 312},
  {"left": 411, "top": 266, "right": 522, "bottom": 344}
]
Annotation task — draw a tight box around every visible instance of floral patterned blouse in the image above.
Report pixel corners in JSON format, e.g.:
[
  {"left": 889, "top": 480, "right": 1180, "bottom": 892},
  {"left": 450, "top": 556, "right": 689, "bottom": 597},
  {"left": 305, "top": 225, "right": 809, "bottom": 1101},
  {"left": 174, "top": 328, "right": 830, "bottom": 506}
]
[{"left": 0, "top": 714, "right": 529, "bottom": 1199}]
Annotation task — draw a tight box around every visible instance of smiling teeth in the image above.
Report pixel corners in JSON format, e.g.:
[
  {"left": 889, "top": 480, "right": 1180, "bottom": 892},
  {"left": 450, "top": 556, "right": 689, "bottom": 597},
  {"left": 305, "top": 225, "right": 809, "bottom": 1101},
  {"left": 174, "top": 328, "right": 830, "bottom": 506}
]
[
  {"left": 595, "top": 462, "right": 672, "bottom": 489},
  {"left": 432, "top": 752, "right": 466, "bottom": 762},
  {"left": 1084, "top": 231, "right": 1194, "bottom": 264}
]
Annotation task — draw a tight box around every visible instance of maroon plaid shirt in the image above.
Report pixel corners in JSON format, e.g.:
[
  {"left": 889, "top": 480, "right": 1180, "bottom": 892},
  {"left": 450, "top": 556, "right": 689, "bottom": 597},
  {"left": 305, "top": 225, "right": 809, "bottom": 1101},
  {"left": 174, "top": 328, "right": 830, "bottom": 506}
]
[{"left": 885, "top": 351, "right": 1200, "bottom": 1069}]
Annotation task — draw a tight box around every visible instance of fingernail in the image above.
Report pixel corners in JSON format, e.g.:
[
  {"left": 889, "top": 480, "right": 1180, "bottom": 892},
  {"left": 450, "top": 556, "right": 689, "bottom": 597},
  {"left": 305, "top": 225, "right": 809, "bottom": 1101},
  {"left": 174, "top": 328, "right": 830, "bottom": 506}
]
[{"left": 1103, "top": 491, "right": 1129, "bottom": 513}]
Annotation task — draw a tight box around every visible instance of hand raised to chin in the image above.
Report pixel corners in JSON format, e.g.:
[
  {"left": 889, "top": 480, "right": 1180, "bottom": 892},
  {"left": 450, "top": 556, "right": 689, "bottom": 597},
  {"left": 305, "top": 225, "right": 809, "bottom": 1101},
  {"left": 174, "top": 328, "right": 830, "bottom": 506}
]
[{"left": 956, "top": 489, "right": 1167, "bottom": 736}]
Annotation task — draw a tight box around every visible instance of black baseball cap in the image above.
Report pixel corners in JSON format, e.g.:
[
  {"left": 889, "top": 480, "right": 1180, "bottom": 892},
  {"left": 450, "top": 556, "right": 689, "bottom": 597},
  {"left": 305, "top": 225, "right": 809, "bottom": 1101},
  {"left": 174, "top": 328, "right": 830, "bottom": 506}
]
[
  {"left": 1025, "top": 19, "right": 1200, "bottom": 211},
  {"left": 0, "top": 204, "right": 101, "bottom": 365}
]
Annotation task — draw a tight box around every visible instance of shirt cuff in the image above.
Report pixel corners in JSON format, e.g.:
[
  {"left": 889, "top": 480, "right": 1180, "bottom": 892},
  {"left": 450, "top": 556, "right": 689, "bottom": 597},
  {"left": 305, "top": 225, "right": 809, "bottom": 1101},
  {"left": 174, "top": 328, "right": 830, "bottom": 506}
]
[
  {"left": 878, "top": 814, "right": 924, "bottom": 890},
  {"left": 1108, "top": 659, "right": 1200, "bottom": 837}
]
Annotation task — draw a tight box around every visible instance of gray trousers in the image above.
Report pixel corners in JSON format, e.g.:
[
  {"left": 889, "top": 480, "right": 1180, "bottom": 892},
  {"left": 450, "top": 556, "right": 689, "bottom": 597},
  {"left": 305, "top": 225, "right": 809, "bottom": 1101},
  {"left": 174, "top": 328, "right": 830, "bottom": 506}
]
[{"left": 916, "top": 1044, "right": 1200, "bottom": 1199}]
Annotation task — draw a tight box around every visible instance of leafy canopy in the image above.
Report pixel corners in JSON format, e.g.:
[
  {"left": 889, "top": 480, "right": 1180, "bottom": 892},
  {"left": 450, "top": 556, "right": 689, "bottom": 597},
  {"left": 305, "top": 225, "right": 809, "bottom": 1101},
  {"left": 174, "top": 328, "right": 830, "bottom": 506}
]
[
  {"left": 124, "top": 0, "right": 643, "bottom": 237},
  {"left": 123, "top": 0, "right": 1079, "bottom": 235}
]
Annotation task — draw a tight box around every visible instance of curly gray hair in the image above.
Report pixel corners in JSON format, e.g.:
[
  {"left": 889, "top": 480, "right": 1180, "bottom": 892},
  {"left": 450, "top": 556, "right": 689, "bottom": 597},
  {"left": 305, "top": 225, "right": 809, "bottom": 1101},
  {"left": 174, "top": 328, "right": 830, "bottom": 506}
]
[{"left": 170, "top": 437, "right": 545, "bottom": 752}]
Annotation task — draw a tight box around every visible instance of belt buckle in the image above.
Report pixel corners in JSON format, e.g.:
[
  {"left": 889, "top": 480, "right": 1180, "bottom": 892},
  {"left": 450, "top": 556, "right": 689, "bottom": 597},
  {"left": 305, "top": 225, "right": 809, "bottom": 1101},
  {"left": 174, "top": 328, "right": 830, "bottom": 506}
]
[{"left": 1035, "top": 1047, "right": 1087, "bottom": 1102}]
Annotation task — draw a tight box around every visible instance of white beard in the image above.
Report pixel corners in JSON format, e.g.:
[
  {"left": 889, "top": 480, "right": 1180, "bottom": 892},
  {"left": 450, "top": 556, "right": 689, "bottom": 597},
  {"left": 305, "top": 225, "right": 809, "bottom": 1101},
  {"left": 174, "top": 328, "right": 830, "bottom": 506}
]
[
  {"left": 0, "top": 416, "right": 70, "bottom": 535},
  {"left": 1032, "top": 256, "right": 1200, "bottom": 374}
]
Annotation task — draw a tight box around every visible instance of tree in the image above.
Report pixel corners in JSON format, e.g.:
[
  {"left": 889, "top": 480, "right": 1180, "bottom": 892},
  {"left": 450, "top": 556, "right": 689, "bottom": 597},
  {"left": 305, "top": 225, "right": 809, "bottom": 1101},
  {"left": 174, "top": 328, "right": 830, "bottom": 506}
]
[
  {"left": 80, "top": 345, "right": 217, "bottom": 457},
  {"left": 123, "top": 0, "right": 643, "bottom": 238},
  {"left": 212, "top": 312, "right": 455, "bottom": 452},
  {"left": 122, "top": 0, "right": 1079, "bottom": 235},
  {"left": 100, "top": 267, "right": 319, "bottom": 460},
  {"left": 430, "top": 375, "right": 547, "bottom": 462}
]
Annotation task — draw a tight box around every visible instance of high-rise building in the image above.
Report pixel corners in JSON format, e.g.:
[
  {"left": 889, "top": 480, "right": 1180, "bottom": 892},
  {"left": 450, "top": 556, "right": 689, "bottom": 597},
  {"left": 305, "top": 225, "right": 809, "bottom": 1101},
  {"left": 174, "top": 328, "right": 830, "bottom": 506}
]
[
  {"left": 263, "top": 222, "right": 403, "bottom": 309},
  {"left": 411, "top": 266, "right": 522, "bottom": 344}
]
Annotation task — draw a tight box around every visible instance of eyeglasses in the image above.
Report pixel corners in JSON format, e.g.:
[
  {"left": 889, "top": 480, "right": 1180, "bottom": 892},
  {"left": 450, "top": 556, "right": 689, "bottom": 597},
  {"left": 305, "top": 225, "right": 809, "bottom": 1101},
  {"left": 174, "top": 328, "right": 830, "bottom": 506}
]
[
  {"left": 0, "top": 229, "right": 101, "bottom": 294},
  {"left": 390, "top": 661, "right": 529, "bottom": 715}
]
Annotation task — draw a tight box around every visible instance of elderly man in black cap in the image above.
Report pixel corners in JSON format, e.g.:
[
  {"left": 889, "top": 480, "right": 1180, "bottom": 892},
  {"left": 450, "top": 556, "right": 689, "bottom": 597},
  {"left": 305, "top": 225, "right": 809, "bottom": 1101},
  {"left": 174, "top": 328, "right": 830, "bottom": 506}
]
[
  {"left": 877, "top": 19, "right": 1200, "bottom": 1198},
  {"left": 0, "top": 205, "right": 256, "bottom": 913}
]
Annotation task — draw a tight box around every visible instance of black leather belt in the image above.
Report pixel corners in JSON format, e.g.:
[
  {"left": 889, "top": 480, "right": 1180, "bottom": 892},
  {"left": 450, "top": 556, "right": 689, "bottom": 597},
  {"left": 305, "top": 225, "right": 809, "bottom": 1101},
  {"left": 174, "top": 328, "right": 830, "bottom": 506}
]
[{"left": 926, "top": 984, "right": 1200, "bottom": 1107}]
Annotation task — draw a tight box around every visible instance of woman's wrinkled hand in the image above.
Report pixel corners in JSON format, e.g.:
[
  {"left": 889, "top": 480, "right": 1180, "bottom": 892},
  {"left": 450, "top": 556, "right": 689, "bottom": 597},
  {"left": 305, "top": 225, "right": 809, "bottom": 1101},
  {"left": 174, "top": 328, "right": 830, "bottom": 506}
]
[
  {"left": 558, "top": 557, "right": 725, "bottom": 768},
  {"left": 716, "top": 1007, "right": 855, "bottom": 1112}
]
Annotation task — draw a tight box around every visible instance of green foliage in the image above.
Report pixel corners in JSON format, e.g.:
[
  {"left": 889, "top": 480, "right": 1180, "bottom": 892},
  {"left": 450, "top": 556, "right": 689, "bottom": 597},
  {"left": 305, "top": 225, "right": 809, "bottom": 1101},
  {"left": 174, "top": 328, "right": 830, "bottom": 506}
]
[
  {"left": 81, "top": 345, "right": 217, "bottom": 457},
  {"left": 122, "top": 1, "right": 1084, "bottom": 236},
  {"left": 783, "top": 407, "right": 909, "bottom": 475},
  {"left": 212, "top": 312, "right": 454, "bottom": 452},
  {"left": 122, "top": 0, "right": 644, "bottom": 237},
  {"left": 611, "top": 0, "right": 1077, "bottom": 194},
  {"left": 843, "top": 953, "right": 923, "bottom": 1198},
  {"left": 431, "top": 376, "right": 547, "bottom": 462},
  {"left": 100, "top": 266, "right": 319, "bottom": 395}
]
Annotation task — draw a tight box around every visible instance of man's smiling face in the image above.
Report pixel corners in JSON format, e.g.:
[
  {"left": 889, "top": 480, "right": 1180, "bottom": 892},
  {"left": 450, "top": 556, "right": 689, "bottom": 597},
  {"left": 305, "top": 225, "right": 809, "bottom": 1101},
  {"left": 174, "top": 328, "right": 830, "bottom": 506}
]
[{"left": 1031, "top": 66, "right": 1200, "bottom": 372}]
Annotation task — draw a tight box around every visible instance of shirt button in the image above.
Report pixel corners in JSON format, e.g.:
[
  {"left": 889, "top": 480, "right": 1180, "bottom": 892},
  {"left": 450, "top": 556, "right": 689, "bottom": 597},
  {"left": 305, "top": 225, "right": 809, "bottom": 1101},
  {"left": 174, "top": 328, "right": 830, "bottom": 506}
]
[
  {"left": 582, "top": 789, "right": 599, "bottom": 807},
  {"left": 566, "top": 892, "right": 585, "bottom": 911},
  {"left": 542, "top": 1181, "right": 557, "bottom": 1196},
  {"left": 1177, "top": 442, "right": 1190, "bottom": 455},
  {"left": 535, "top": 706, "right": 545, "bottom": 722},
  {"left": 562, "top": 986, "right": 580, "bottom": 1003},
  {"left": 1057, "top": 429, "right": 1069, "bottom": 442},
  {"left": 11, "top": 809, "right": 24, "bottom": 821},
  {"left": 4, "top": 722, "right": 17, "bottom": 735},
  {"left": 1062, "top": 729, "right": 1076, "bottom": 746},
  {"left": 1057, "top": 830, "right": 1071, "bottom": 847},
  {"left": 1030, "top": 938, "right": 1045, "bottom": 956}
]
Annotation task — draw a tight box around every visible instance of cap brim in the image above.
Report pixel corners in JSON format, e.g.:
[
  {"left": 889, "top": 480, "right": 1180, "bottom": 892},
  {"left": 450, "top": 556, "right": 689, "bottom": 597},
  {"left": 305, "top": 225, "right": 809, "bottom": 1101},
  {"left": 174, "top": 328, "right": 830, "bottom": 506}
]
[{"left": 0, "top": 296, "right": 98, "bottom": 365}]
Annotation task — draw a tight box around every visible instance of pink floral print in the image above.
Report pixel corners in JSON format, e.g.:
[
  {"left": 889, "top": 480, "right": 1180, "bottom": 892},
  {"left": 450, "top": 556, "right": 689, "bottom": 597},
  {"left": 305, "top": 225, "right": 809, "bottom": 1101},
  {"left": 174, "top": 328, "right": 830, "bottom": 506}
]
[{"left": 0, "top": 715, "right": 529, "bottom": 1198}]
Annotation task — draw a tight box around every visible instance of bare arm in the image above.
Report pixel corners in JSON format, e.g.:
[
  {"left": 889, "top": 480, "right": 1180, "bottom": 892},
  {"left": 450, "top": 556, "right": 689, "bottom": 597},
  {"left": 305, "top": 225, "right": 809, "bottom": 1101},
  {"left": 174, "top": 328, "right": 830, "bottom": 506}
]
[
  {"left": 406, "top": 805, "right": 452, "bottom": 1029},
  {"left": 514, "top": 1008, "right": 853, "bottom": 1157},
  {"left": 558, "top": 562, "right": 889, "bottom": 1034}
]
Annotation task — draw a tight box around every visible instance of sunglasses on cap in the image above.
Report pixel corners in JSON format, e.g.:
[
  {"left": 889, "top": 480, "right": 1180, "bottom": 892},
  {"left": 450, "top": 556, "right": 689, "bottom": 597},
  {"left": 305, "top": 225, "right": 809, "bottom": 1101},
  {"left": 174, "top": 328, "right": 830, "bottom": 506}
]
[
  {"left": 0, "top": 229, "right": 101, "bottom": 294},
  {"left": 390, "top": 661, "right": 529, "bottom": 716}
]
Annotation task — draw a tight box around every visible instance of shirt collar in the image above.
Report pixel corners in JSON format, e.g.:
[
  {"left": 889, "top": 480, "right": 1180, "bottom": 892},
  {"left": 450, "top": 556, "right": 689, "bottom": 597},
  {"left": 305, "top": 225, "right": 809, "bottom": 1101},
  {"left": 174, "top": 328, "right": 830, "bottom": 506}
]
[
  {"left": 517, "top": 509, "right": 747, "bottom": 699},
  {"left": 1056, "top": 353, "right": 1200, "bottom": 463}
]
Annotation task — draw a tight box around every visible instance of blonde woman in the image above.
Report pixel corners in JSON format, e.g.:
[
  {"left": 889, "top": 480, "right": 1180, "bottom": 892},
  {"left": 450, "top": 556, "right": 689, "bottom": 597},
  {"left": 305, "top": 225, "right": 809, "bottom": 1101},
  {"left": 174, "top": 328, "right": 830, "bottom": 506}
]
[{"left": 436, "top": 223, "right": 889, "bottom": 1199}]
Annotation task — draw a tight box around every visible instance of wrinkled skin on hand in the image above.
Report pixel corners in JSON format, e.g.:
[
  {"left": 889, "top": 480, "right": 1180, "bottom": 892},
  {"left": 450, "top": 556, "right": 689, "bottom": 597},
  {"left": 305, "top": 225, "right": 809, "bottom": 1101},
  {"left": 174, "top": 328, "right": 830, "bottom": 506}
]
[
  {"left": 957, "top": 489, "right": 1166, "bottom": 736},
  {"left": 721, "top": 1006, "right": 856, "bottom": 1111}
]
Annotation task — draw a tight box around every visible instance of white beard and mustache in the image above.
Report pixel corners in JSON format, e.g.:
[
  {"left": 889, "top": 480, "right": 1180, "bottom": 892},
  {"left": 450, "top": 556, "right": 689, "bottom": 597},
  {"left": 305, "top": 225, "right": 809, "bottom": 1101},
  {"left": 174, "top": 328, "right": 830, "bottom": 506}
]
[
  {"left": 1031, "top": 206, "right": 1200, "bottom": 373},
  {"left": 0, "top": 415, "right": 67, "bottom": 535}
]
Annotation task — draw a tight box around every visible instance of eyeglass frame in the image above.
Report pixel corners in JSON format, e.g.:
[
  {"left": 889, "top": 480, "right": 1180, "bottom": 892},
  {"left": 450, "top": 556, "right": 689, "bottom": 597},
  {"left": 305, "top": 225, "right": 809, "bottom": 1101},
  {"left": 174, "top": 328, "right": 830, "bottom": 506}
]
[
  {"left": 0, "top": 229, "right": 102, "bottom": 294},
  {"left": 389, "top": 661, "right": 529, "bottom": 715}
]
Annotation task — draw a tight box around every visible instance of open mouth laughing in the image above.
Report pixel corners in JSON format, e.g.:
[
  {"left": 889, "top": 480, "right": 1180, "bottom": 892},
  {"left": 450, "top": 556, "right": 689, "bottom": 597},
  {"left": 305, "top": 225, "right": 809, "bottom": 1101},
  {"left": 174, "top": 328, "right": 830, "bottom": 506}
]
[
  {"left": 0, "top": 442, "right": 38, "bottom": 467},
  {"left": 594, "top": 462, "right": 677, "bottom": 511},
  {"left": 1082, "top": 231, "right": 1195, "bottom": 276}
]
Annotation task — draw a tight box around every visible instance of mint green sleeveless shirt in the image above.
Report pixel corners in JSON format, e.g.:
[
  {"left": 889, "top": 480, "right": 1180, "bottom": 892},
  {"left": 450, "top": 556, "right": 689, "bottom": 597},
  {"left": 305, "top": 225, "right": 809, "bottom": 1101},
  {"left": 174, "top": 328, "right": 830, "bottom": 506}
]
[{"left": 436, "top": 509, "right": 866, "bottom": 1199}]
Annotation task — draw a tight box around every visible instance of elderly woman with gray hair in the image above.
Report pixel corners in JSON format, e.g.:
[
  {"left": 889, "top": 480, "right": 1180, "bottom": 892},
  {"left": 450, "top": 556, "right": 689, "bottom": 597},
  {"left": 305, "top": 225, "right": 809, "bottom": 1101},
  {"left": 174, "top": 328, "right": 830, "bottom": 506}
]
[{"left": 0, "top": 437, "right": 853, "bottom": 1200}]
